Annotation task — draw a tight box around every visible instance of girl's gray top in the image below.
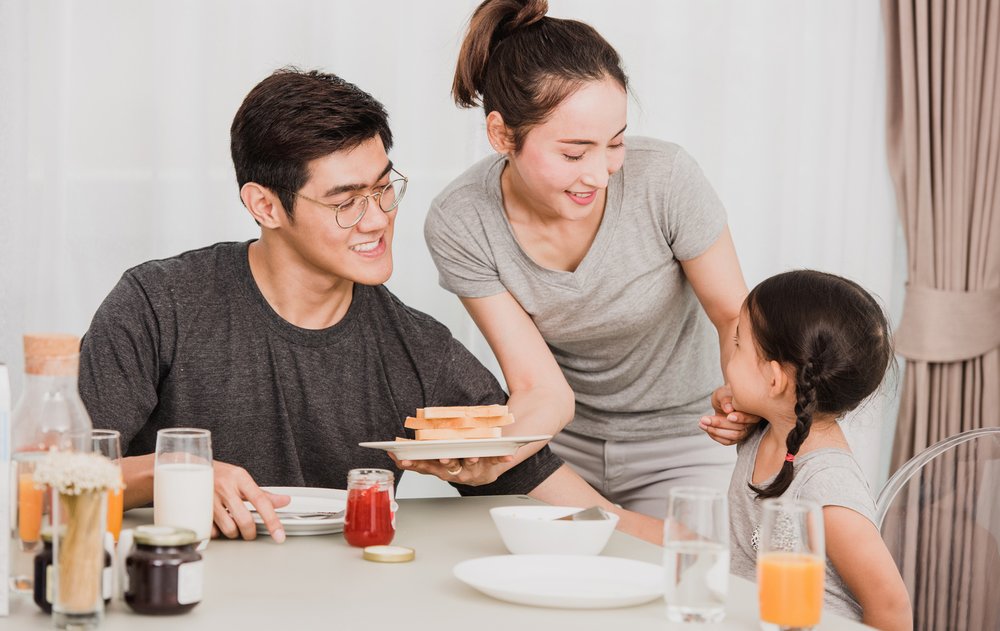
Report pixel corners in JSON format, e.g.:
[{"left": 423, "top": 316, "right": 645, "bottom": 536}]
[
  {"left": 425, "top": 137, "right": 727, "bottom": 441},
  {"left": 728, "top": 427, "right": 878, "bottom": 621}
]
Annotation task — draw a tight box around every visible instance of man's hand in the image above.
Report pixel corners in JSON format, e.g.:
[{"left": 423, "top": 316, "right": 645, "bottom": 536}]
[
  {"left": 699, "top": 384, "right": 760, "bottom": 446},
  {"left": 210, "top": 460, "right": 290, "bottom": 542},
  {"left": 391, "top": 453, "right": 514, "bottom": 486}
]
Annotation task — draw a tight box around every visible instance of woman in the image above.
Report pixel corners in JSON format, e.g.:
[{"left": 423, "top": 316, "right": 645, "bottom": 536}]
[{"left": 410, "top": 0, "right": 752, "bottom": 518}]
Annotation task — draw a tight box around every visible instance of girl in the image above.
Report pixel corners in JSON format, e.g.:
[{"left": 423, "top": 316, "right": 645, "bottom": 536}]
[
  {"left": 409, "top": 0, "right": 753, "bottom": 517},
  {"left": 724, "top": 270, "right": 911, "bottom": 629}
]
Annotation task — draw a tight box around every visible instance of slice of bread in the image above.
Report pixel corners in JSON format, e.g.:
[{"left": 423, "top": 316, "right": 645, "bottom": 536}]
[
  {"left": 464, "top": 405, "right": 509, "bottom": 418},
  {"left": 416, "top": 405, "right": 509, "bottom": 419},
  {"left": 404, "top": 414, "right": 515, "bottom": 430},
  {"left": 413, "top": 427, "right": 502, "bottom": 440}
]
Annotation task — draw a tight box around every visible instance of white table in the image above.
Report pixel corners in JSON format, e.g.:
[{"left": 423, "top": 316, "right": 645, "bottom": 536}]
[{"left": 2, "top": 495, "right": 871, "bottom": 629}]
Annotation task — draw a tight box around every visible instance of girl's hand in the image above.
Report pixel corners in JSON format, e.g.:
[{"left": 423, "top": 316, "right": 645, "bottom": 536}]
[
  {"left": 699, "top": 384, "right": 760, "bottom": 446},
  {"left": 390, "top": 453, "right": 515, "bottom": 486}
]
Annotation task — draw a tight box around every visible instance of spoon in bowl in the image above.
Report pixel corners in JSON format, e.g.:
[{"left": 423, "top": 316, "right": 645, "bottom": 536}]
[{"left": 555, "top": 506, "right": 611, "bottom": 521}]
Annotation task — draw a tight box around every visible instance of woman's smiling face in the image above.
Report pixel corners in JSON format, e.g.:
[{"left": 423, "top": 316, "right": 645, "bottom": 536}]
[{"left": 503, "top": 76, "right": 628, "bottom": 221}]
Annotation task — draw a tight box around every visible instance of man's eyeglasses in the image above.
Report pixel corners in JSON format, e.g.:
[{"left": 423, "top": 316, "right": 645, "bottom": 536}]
[{"left": 285, "top": 167, "right": 408, "bottom": 229}]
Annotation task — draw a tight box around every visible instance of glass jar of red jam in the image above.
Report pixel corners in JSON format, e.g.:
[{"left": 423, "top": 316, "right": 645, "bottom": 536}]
[
  {"left": 343, "top": 469, "right": 395, "bottom": 547},
  {"left": 124, "top": 525, "right": 202, "bottom": 615}
]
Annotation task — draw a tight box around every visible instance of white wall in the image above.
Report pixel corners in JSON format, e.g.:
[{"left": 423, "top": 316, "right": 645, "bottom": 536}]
[{"left": 0, "top": 0, "right": 905, "bottom": 498}]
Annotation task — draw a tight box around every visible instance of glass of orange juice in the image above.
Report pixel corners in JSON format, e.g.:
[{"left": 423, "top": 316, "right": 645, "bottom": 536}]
[
  {"left": 92, "top": 429, "right": 124, "bottom": 541},
  {"left": 17, "top": 467, "right": 46, "bottom": 545},
  {"left": 757, "top": 499, "right": 825, "bottom": 630}
]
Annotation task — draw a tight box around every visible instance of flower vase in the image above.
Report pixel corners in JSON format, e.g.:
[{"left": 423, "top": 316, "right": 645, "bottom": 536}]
[{"left": 52, "top": 489, "right": 106, "bottom": 629}]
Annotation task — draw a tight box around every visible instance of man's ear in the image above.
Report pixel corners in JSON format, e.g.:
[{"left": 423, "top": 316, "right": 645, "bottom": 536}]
[
  {"left": 767, "top": 360, "right": 792, "bottom": 398},
  {"left": 485, "top": 111, "right": 515, "bottom": 155},
  {"left": 240, "top": 183, "right": 287, "bottom": 228}
]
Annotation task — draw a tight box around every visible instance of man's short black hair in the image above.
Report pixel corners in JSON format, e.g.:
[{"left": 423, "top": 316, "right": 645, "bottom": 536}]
[{"left": 230, "top": 68, "right": 393, "bottom": 218}]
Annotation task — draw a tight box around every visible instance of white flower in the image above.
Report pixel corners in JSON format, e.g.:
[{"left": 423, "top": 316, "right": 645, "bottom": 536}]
[{"left": 32, "top": 449, "right": 124, "bottom": 495}]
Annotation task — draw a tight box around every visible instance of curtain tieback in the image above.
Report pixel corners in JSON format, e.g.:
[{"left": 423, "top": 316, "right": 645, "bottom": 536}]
[{"left": 894, "top": 284, "right": 1000, "bottom": 362}]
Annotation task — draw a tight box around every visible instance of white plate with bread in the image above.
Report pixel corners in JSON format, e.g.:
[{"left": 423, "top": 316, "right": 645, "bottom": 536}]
[
  {"left": 360, "top": 404, "right": 551, "bottom": 460},
  {"left": 359, "top": 434, "right": 552, "bottom": 460}
]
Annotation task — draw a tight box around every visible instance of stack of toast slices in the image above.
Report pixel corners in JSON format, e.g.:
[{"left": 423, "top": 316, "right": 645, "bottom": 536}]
[{"left": 399, "top": 405, "right": 514, "bottom": 441}]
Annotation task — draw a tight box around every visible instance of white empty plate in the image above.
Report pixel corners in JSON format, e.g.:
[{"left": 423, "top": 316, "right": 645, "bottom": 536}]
[
  {"left": 359, "top": 435, "right": 551, "bottom": 461},
  {"left": 244, "top": 486, "right": 347, "bottom": 536},
  {"left": 453, "top": 555, "right": 663, "bottom": 609}
]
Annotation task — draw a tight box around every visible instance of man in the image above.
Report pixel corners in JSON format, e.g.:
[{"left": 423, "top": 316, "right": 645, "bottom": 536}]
[{"left": 80, "top": 68, "right": 659, "bottom": 544}]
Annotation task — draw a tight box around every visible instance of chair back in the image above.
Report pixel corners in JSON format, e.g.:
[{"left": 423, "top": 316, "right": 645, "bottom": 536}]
[{"left": 876, "top": 428, "right": 1000, "bottom": 631}]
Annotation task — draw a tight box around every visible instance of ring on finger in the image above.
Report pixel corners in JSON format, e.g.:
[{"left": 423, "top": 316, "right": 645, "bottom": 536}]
[{"left": 446, "top": 464, "right": 463, "bottom": 476}]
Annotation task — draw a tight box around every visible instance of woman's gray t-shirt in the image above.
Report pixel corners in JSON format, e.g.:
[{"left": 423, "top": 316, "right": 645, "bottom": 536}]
[
  {"left": 425, "top": 137, "right": 726, "bottom": 441},
  {"left": 728, "top": 427, "right": 878, "bottom": 621}
]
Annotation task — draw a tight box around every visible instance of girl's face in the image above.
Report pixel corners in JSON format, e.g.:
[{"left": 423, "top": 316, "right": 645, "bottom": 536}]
[
  {"left": 504, "top": 76, "right": 627, "bottom": 220},
  {"left": 726, "top": 308, "right": 777, "bottom": 417}
]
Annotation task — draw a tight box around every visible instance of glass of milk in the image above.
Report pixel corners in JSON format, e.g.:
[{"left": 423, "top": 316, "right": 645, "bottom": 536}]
[
  {"left": 662, "top": 487, "right": 729, "bottom": 623},
  {"left": 153, "top": 428, "right": 213, "bottom": 548}
]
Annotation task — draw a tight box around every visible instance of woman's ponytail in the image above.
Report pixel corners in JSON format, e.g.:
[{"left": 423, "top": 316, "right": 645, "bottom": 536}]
[
  {"left": 452, "top": 0, "right": 548, "bottom": 108},
  {"left": 451, "top": 0, "right": 626, "bottom": 151}
]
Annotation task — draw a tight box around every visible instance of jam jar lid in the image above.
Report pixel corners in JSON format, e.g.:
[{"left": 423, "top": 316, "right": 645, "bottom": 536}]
[
  {"left": 363, "top": 545, "right": 415, "bottom": 563},
  {"left": 133, "top": 525, "right": 199, "bottom": 547}
]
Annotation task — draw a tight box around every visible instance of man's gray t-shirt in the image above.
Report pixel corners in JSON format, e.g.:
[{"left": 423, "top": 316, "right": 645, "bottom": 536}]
[
  {"left": 728, "top": 427, "right": 877, "bottom": 621},
  {"left": 425, "top": 137, "right": 726, "bottom": 441},
  {"left": 79, "top": 241, "right": 562, "bottom": 495}
]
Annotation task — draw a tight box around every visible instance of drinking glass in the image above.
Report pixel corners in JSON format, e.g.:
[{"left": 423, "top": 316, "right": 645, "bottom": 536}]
[
  {"left": 662, "top": 486, "right": 730, "bottom": 622},
  {"left": 91, "top": 430, "right": 124, "bottom": 541},
  {"left": 153, "top": 428, "right": 213, "bottom": 546},
  {"left": 757, "top": 498, "right": 825, "bottom": 631}
]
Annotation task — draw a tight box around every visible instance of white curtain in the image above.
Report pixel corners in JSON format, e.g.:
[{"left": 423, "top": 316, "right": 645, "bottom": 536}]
[{"left": 0, "top": 0, "right": 903, "bottom": 491}]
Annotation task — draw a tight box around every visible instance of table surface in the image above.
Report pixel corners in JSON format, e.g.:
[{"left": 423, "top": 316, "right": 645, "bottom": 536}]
[{"left": 2, "top": 495, "right": 872, "bottom": 630}]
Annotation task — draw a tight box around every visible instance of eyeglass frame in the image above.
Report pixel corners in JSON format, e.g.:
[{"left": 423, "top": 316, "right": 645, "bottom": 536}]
[{"left": 280, "top": 166, "right": 408, "bottom": 229}]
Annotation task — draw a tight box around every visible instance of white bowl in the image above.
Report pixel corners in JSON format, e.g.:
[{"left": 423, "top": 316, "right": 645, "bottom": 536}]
[{"left": 489, "top": 506, "right": 619, "bottom": 556}]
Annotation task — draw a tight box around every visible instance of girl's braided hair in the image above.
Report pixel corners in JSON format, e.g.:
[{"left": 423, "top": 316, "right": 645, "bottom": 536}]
[{"left": 748, "top": 270, "right": 894, "bottom": 499}]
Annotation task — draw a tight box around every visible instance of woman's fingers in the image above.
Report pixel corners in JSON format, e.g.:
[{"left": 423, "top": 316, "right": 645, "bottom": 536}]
[
  {"left": 392, "top": 453, "right": 510, "bottom": 485},
  {"left": 710, "top": 384, "right": 735, "bottom": 415},
  {"left": 699, "top": 414, "right": 749, "bottom": 445}
]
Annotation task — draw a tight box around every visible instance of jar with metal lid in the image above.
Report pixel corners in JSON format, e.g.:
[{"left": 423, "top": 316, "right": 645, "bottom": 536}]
[
  {"left": 33, "top": 529, "right": 112, "bottom": 614},
  {"left": 124, "top": 525, "right": 203, "bottom": 615}
]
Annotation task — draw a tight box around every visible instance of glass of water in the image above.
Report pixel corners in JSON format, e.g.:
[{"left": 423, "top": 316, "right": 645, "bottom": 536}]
[
  {"left": 153, "top": 428, "right": 214, "bottom": 547},
  {"left": 662, "top": 486, "right": 730, "bottom": 622}
]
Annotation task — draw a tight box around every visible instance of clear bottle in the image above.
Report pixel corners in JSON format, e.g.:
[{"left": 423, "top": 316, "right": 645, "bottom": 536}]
[{"left": 9, "top": 334, "right": 92, "bottom": 593}]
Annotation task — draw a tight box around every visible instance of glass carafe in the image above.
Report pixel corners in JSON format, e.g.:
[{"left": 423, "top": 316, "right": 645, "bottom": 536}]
[{"left": 9, "top": 334, "right": 92, "bottom": 593}]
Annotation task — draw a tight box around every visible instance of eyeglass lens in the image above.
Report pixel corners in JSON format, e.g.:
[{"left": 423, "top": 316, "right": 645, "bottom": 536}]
[{"left": 336, "top": 177, "right": 407, "bottom": 228}]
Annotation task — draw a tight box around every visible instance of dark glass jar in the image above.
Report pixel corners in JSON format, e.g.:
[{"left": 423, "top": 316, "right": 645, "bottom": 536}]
[
  {"left": 33, "top": 529, "right": 112, "bottom": 614},
  {"left": 124, "top": 525, "right": 203, "bottom": 615}
]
